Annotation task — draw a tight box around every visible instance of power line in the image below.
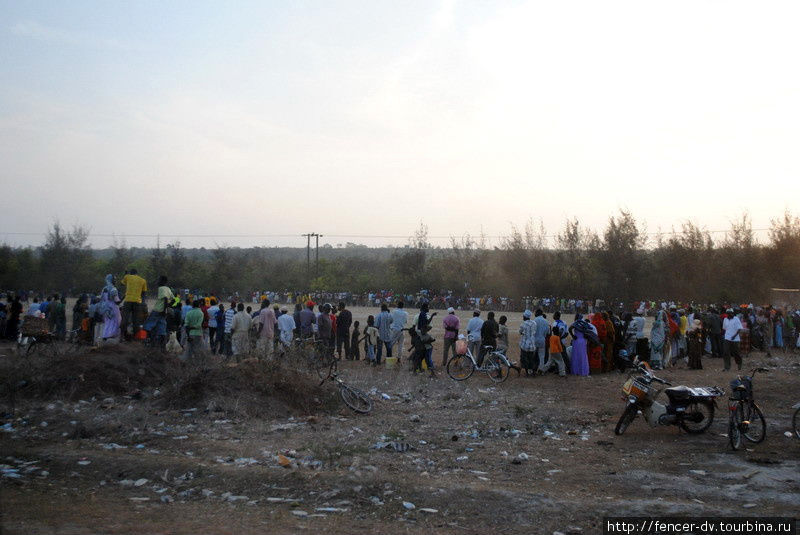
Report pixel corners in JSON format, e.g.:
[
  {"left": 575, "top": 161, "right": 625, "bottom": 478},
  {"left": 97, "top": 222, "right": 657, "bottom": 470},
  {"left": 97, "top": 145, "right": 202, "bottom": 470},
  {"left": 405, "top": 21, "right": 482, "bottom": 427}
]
[{"left": 0, "top": 228, "right": 776, "bottom": 240}]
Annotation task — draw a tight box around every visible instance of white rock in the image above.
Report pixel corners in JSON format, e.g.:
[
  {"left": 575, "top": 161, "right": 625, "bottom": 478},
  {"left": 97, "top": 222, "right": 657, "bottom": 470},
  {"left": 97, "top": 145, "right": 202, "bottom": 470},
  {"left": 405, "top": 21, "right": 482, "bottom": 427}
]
[
  {"left": 291, "top": 510, "right": 309, "bottom": 517},
  {"left": 402, "top": 501, "right": 415, "bottom": 510},
  {"left": 134, "top": 478, "right": 149, "bottom": 487},
  {"left": 419, "top": 508, "right": 438, "bottom": 514}
]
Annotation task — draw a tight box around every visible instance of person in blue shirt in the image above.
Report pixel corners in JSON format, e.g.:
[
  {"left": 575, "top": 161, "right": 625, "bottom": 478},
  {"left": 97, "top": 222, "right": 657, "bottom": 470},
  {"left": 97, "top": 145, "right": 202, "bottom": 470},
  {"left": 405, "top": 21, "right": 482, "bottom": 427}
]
[
  {"left": 533, "top": 309, "right": 550, "bottom": 371},
  {"left": 374, "top": 304, "right": 393, "bottom": 362}
]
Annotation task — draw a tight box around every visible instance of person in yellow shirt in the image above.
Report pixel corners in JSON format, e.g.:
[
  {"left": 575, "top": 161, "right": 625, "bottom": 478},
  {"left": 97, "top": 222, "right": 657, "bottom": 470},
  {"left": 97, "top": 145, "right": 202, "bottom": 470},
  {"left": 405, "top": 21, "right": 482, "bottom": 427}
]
[{"left": 120, "top": 268, "right": 148, "bottom": 341}]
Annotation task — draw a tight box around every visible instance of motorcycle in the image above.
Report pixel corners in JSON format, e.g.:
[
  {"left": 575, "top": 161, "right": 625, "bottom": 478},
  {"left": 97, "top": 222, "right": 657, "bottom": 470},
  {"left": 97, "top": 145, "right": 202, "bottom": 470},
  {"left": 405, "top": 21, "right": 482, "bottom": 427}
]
[{"left": 614, "top": 360, "right": 724, "bottom": 435}]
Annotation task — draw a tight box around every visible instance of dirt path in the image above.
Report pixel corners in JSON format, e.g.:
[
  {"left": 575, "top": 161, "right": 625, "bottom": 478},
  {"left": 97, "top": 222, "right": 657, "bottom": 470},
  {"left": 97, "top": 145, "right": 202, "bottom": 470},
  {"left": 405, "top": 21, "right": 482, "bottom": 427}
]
[{"left": 1, "top": 343, "right": 799, "bottom": 534}]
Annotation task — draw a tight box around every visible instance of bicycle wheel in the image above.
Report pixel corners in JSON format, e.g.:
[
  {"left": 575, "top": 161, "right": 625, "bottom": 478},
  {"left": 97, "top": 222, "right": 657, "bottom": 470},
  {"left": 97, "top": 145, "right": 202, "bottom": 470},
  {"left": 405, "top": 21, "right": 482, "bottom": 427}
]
[
  {"left": 446, "top": 355, "right": 474, "bottom": 381},
  {"left": 339, "top": 383, "right": 372, "bottom": 414},
  {"left": 484, "top": 353, "right": 510, "bottom": 383},
  {"left": 614, "top": 404, "right": 638, "bottom": 435},
  {"left": 793, "top": 407, "right": 800, "bottom": 439},
  {"left": 742, "top": 402, "right": 766, "bottom": 444},
  {"left": 729, "top": 404, "right": 743, "bottom": 451},
  {"left": 679, "top": 400, "right": 715, "bottom": 434}
]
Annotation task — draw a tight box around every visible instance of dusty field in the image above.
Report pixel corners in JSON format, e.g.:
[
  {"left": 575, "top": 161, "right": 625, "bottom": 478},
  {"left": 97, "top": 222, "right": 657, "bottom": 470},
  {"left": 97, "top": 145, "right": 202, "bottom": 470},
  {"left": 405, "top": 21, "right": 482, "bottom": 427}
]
[{"left": 1, "top": 305, "right": 799, "bottom": 535}]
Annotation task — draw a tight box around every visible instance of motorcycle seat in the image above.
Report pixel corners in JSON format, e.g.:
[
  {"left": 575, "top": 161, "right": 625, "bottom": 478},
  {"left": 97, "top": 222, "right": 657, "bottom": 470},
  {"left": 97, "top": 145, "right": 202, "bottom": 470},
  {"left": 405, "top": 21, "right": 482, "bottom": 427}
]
[{"left": 665, "top": 385, "right": 692, "bottom": 402}]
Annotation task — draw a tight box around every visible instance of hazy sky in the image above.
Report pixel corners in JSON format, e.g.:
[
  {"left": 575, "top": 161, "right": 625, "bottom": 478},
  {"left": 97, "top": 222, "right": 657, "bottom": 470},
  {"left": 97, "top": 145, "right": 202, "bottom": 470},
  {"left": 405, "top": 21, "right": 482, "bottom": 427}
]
[{"left": 1, "top": 0, "right": 798, "bottom": 249}]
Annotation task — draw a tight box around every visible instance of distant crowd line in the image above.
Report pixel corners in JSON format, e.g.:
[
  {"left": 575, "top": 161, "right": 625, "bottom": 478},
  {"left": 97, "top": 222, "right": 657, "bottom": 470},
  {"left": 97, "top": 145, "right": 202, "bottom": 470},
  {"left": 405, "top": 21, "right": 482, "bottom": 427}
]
[{"left": 1, "top": 272, "right": 798, "bottom": 378}]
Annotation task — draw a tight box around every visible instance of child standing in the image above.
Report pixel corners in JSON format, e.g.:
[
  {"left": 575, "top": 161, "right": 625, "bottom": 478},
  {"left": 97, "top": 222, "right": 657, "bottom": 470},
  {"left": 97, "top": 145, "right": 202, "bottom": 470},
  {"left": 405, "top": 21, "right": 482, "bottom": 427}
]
[
  {"left": 497, "top": 315, "right": 509, "bottom": 353},
  {"left": 539, "top": 326, "right": 567, "bottom": 376},
  {"left": 365, "top": 315, "right": 379, "bottom": 365},
  {"left": 419, "top": 325, "right": 436, "bottom": 376},
  {"left": 350, "top": 320, "right": 361, "bottom": 360}
]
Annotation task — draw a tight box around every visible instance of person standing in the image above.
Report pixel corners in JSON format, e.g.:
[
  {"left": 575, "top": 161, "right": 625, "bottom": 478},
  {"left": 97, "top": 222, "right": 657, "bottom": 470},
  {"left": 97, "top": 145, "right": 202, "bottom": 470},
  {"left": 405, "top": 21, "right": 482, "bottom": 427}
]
[
  {"left": 256, "top": 300, "right": 276, "bottom": 359},
  {"left": 207, "top": 299, "right": 220, "bottom": 350},
  {"left": 231, "top": 303, "right": 252, "bottom": 358},
  {"left": 649, "top": 310, "right": 668, "bottom": 370},
  {"left": 147, "top": 276, "right": 173, "bottom": 347},
  {"left": 276, "top": 306, "right": 296, "bottom": 351},
  {"left": 336, "top": 302, "right": 353, "bottom": 359},
  {"left": 442, "top": 307, "right": 460, "bottom": 366},
  {"left": 120, "top": 269, "right": 147, "bottom": 340},
  {"left": 687, "top": 319, "right": 704, "bottom": 369},
  {"left": 568, "top": 314, "right": 592, "bottom": 376},
  {"left": 53, "top": 296, "right": 67, "bottom": 339},
  {"left": 365, "top": 315, "right": 379, "bottom": 365},
  {"left": 299, "top": 301, "right": 316, "bottom": 339},
  {"left": 375, "top": 304, "right": 393, "bottom": 361},
  {"left": 466, "top": 310, "right": 483, "bottom": 360},
  {"left": 722, "top": 308, "right": 743, "bottom": 371},
  {"left": 183, "top": 299, "right": 205, "bottom": 361},
  {"left": 519, "top": 310, "right": 536, "bottom": 375},
  {"left": 706, "top": 307, "right": 723, "bottom": 359},
  {"left": 223, "top": 302, "right": 237, "bottom": 357},
  {"left": 389, "top": 301, "right": 408, "bottom": 357},
  {"left": 533, "top": 309, "right": 550, "bottom": 372},
  {"left": 317, "top": 303, "right": 334, "bottom": 356},
  {"left": 478, "top": 311, "right": 498, "bottom": 364}
]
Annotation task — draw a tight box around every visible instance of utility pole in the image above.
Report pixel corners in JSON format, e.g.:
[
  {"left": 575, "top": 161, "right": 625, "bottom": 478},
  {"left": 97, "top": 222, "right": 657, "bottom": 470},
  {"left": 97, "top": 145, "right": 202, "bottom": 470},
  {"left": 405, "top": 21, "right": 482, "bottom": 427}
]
[
  {"left": 314, "top": 233, "right": 323, "bottom": 278},
  {"left": 301, "top": 233, "right": 313, "bottom": 285}
]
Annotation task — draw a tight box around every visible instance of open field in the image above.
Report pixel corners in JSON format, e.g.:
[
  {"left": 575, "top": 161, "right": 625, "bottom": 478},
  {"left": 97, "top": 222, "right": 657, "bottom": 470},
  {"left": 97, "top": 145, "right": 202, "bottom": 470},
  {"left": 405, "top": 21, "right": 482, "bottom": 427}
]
[{"left": 1, "top": 306, "right": 798, "bottom": 535}]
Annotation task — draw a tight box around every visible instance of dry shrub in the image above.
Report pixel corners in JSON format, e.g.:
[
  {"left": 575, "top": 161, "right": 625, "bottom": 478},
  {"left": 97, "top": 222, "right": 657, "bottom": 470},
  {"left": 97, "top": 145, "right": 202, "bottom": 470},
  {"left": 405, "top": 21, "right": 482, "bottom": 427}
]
[
  {"left": 0, "top": 343, "right": 338, "bottom": 417},
  {"left": 162, "top": 356, "right": 338, "bottom": 417}
]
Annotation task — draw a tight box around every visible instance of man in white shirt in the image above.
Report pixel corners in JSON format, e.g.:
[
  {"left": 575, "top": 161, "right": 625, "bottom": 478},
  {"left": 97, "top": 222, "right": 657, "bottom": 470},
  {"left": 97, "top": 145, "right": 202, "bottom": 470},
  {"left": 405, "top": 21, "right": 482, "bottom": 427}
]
[
  {"left": 389, "top": 301, "right": 409, "bottom": 355},
  {"left": 722, "top": 308, "right": 743, "bottom": 371}
]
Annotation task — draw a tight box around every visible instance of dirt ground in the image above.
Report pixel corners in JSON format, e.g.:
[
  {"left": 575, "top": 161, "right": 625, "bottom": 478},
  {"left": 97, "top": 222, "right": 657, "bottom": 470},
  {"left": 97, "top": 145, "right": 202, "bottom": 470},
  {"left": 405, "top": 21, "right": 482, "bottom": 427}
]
[{"left": 1, "top": 305, "right": 799, "bottom": 535}]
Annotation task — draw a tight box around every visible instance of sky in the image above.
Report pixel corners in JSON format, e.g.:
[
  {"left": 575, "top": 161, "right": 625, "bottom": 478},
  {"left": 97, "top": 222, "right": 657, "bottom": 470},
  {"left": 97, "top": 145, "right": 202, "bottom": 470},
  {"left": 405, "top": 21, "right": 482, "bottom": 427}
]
[{"left": 1, "top": 0, "right": 798, "bottom": 249}]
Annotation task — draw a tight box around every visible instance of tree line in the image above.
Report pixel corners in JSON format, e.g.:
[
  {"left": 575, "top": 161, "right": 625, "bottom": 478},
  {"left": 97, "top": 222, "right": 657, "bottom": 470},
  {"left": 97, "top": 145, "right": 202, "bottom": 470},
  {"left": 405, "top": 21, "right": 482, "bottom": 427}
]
[{"left": 1, "top": 210, "right": 798, "bottom": 305}]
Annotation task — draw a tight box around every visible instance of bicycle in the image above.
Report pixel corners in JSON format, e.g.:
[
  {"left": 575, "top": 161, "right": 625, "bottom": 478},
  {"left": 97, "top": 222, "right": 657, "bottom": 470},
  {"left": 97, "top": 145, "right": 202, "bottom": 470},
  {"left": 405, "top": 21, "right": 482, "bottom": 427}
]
[
  {"left": 727, "top": 367, "right": 768, "bottom": 450},
  {"left": 318, "top": 365, "right": 372, "bottom": 414},
  {"left": 18, "top": 328, "right": 80, "bottom": 358},
  {"left": 446, "top": 344, "right": 511, "bottom": 383},
  {"left": 292, "top": 337, "right": 338, "bottom": 379}
]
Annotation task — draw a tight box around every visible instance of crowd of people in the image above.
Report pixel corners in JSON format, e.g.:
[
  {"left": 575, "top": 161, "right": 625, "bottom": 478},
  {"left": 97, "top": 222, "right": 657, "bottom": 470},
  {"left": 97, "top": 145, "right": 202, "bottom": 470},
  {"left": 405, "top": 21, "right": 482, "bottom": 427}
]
[{"left": 1, "top": 274, "right": 798, "bottom": 378}]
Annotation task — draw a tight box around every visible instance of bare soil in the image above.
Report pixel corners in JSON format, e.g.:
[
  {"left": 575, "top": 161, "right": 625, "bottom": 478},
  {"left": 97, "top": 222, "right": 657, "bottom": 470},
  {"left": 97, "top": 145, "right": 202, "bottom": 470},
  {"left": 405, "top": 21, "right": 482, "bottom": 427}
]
[{"left": 1, "top": 306, "right": 799, "bottom": 535}]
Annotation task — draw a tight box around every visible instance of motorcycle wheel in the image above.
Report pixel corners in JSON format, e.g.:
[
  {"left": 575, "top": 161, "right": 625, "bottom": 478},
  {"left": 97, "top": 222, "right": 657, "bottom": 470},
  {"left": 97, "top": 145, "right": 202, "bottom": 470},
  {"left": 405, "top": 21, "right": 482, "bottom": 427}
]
[
  {"left": 793, "top": 407, "right": 800, "bottom": 439},
  {"left": 679, "top": 400, "right": 715, "bottom": 434},
  {"left": 614, "top": 404, "right": 638, "bottom": 435}
]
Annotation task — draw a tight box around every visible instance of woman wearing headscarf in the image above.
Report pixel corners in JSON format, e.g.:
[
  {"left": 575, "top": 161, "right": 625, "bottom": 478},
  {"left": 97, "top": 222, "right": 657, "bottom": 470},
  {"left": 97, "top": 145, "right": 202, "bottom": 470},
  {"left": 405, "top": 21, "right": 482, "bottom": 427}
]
[
  {"left": 649, "top": 310, "right": 668, "bottom": 370},
  {"left": 95, "top": 274, "right": 121, "bottom": 343},
  {"left": 568, "top": 314, "right": 594, "bottom": 376},
  {"left": 98, "top": 291, "right": 121, "bottom": 342},
  {"left": 687, "top": 319, "right": 704, "bottom": 369},
  {"left": 588, "top": 313, "right": 606, "bottom": 374}
]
